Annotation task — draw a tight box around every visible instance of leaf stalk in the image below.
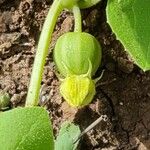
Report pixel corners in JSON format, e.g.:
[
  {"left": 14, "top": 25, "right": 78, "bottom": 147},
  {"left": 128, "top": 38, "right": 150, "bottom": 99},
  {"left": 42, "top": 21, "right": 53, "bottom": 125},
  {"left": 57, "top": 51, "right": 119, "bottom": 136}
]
[{"left": 26, "top": 0, "right": 63, "bottom": 106}]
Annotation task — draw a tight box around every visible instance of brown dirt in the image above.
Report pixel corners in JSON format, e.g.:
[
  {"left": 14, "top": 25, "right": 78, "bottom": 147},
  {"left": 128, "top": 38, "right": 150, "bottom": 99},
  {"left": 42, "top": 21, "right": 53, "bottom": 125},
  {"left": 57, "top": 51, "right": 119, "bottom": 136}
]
[{"left": 0, "top": 0, "right": 150, "bottom": 150}]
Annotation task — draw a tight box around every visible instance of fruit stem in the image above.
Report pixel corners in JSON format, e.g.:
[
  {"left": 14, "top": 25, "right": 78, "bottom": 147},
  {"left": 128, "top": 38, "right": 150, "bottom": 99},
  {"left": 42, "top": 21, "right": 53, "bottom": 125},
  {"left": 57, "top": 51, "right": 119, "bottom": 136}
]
[
  {"left": 25, "top": 0, "right": 63, "bottom": 107},
  {"left": 73, "top": 5, "right": 82, "bottom": 32}
]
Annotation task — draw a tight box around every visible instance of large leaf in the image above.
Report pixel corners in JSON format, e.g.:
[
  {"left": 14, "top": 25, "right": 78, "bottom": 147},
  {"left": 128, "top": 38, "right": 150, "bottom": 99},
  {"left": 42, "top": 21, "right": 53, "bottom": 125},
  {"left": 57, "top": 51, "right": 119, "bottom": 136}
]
[
  {"left": 55, "top": 122, "right": 81, "bottom": 150},
  {"left": 0, "top": 107, "right": 54, "bottom": 150},
  {"left": 106, "top": 0, "right": 150, "bottom": 71}
]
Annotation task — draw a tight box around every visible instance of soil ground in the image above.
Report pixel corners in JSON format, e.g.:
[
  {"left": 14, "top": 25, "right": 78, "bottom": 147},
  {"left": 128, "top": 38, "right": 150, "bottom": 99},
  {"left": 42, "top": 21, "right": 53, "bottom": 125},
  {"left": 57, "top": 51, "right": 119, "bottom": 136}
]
[{"left": 0, "top": 0, "right": 150, "bottom": 149}]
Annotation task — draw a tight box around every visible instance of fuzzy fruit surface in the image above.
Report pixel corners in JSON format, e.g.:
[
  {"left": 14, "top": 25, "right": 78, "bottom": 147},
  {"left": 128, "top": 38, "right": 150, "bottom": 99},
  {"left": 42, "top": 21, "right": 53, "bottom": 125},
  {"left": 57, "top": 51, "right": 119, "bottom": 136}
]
[
  {"left": 54, "top": 32, "right": 102, "bottom": 77},
  {"left": 60, "top": 0, "right": 79, "bottom": 9}
]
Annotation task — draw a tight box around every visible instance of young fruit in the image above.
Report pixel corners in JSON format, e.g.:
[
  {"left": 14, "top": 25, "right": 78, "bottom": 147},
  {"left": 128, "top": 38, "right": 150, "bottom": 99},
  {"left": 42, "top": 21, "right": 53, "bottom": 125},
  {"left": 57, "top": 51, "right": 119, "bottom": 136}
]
[
  {"left": 54, "top": 32, "right": 101, "bottom": 77},
  {"left": 60, "top": 0, "right": 79, "bottom": 9},
  {"left": 54, "top": 32, "right": 102, "bottom": 107},
  {"left": 60, "top": 0, "right": 101, "bottom": 9}
]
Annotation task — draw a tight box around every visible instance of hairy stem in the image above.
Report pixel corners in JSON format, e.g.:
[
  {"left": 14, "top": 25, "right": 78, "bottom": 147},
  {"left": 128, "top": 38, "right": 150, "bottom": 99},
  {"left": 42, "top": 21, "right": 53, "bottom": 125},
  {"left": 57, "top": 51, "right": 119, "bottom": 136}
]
[{"left": 26, "top": 0, "right": 63, "bottom": 106}]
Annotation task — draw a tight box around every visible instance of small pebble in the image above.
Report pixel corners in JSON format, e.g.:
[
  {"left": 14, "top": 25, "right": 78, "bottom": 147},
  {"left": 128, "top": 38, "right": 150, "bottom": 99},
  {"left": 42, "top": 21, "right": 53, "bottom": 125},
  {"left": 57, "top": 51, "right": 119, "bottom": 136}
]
[{"left": 119, "top": 102, "right": 123, "bottom": 106}]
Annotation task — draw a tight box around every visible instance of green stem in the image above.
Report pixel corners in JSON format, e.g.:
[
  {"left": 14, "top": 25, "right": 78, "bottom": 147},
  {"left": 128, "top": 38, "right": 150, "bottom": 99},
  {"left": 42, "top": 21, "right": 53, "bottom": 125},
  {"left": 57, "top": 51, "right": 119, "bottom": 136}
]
[
  {"left": 25, "top": 0, "right": 63, "bottom": 107},
  {"left": 73, "top": 5, "right": 82, "bottom": 32}
]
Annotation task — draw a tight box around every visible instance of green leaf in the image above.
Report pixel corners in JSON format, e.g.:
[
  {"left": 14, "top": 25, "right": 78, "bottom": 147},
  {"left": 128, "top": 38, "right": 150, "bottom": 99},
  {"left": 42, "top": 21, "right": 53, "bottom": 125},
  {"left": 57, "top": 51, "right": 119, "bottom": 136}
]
[
  {"left": 55, "top": 122, "right": 81, "bottom": 150},
  {"left": 106, "top": 0, "right": 150, "bottom": 71},
  {"left": 78, "top": 0, "right": 101, "bottom": 9},
  {"left": 0, "top": 107, "right": 54, "bottom": 150}
]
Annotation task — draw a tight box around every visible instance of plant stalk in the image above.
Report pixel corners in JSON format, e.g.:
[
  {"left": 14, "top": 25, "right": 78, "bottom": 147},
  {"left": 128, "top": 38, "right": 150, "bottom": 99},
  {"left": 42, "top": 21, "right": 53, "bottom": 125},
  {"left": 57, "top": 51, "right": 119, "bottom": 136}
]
[
  {"left": 26, "top": 0, "right": 63, "bottom": 106},
  {"left": 73, "top": 5, "right": 82, "bottom": 32}
]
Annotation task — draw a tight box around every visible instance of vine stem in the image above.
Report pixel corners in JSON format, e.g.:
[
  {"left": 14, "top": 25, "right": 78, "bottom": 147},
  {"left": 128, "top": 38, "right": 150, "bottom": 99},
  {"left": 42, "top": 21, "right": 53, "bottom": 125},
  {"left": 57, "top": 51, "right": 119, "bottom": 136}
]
[
  {"left": 73, "top": 5, "right": 82, "bottom": 32},
  {"left": 25, "top": 0, "right": 63, "bottom": 106}
]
